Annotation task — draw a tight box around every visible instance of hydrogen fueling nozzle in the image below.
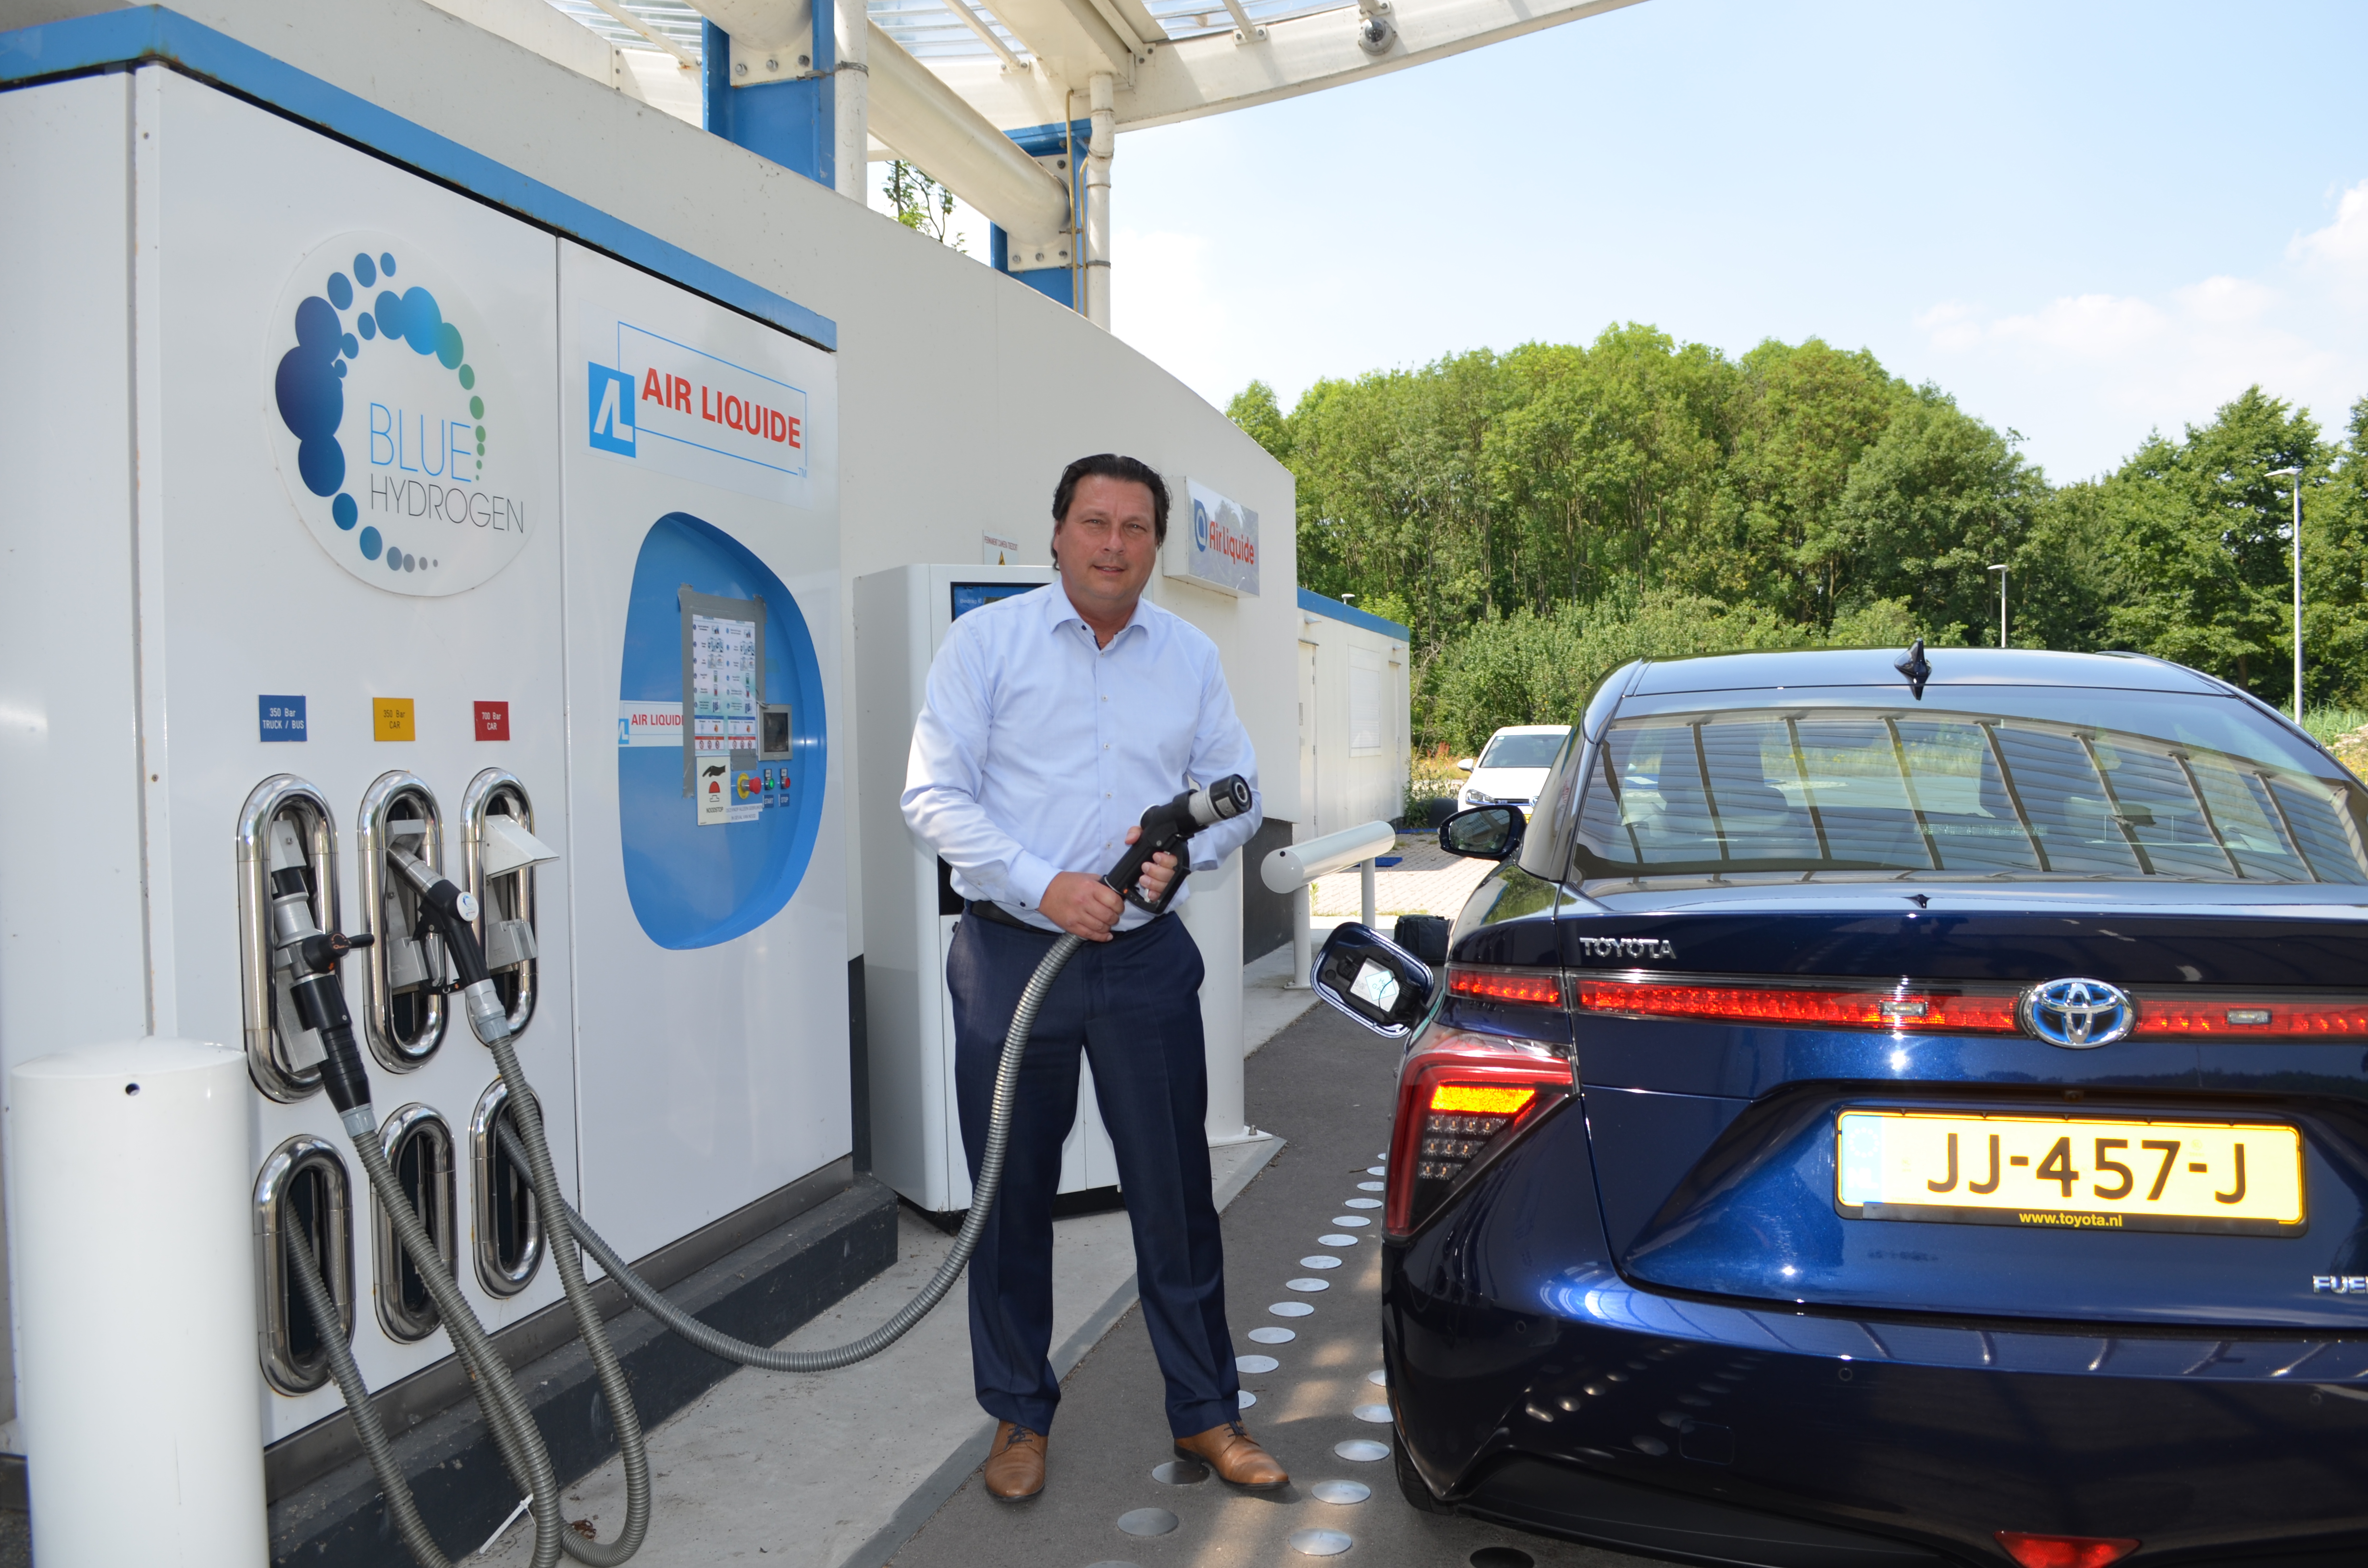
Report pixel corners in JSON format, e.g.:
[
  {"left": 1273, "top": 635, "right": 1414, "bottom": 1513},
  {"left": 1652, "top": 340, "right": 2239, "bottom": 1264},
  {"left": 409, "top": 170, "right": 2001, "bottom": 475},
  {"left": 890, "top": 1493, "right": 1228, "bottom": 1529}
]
[
  {"left": 1098, "top": 774, "right": 1253, "bottom": 915},
  {"left": 264, "top": 817, "right": 375, "bottom": 1122},
  {"left": 388, "top": 815, "right": 557, "bottom": 1047}
]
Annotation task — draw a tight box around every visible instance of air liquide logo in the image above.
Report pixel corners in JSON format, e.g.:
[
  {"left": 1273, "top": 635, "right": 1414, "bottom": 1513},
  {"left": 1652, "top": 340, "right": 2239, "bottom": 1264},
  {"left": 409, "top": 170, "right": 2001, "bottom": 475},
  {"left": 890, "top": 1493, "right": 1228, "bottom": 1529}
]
[
  {"left": 1164, "top": 478, "right": 1260, "bottom": 597},
  {"left": 581, "top": 315, "right": 809, "bottom": 506},
  {"left": 264, "top": 233, "right": 531, "bottom": 597}
]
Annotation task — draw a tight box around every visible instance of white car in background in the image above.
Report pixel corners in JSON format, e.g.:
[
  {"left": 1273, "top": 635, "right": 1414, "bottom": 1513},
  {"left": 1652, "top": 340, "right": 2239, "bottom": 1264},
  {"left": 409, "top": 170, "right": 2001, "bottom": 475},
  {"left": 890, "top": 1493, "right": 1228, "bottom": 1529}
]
[{"left": 1457, "top": 724, "right": 1573, "bottom": 814}]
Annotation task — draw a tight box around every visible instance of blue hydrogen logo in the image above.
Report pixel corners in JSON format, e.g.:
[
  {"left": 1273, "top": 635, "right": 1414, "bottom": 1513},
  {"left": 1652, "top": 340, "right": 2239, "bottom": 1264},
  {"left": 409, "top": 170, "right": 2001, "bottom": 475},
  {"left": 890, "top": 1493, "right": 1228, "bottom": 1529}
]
[
  {"left": 266, "top": 234, "right": 529, "bottom": 596},
  {"left": 1193, "top": 497, "right": 1210, "bottom": 551}
]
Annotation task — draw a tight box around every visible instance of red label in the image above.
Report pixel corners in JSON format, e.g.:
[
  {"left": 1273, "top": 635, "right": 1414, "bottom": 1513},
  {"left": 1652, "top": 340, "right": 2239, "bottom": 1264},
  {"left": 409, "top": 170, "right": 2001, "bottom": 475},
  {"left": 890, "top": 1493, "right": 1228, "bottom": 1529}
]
[{"left": 475, "top": 701, "right": 510, "bottom": 741}]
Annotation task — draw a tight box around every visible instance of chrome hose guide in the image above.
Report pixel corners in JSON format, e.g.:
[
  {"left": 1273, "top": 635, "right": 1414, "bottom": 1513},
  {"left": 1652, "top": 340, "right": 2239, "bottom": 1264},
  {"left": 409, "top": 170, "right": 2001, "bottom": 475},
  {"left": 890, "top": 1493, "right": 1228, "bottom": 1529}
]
[
  {"left": 461, "top": 767, "right": 539, "bottom": 1039},
  {"left": 236, "top": 775, "right": 340, "bottom": 1102},
  {"left": 255, "top": 1134, "right": 355, "bottom": 1395},
  {"left": 372, "top": 1103, "right": 457, "bottom": 1343},
  {"left": 356, "top": 771, "right": 448, "bottom": 1071}
]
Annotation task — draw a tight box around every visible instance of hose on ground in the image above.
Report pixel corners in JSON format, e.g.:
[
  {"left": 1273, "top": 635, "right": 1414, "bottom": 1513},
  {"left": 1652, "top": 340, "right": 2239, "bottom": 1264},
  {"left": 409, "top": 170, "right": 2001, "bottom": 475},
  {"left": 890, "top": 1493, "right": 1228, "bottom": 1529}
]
[{"left": 498, "top": 933, "right": 1082, "bottom": 1371}]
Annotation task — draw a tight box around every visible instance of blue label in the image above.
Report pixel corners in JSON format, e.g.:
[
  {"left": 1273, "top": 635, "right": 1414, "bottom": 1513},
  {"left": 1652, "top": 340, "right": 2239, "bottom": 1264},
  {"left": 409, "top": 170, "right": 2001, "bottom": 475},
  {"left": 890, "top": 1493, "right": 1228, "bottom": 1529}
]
[
  {"left": 588, "top": 364, "right": 636, "bottom": 455},
  {"left": 259, "top": 695, "right": 308, "bottom": 742}
]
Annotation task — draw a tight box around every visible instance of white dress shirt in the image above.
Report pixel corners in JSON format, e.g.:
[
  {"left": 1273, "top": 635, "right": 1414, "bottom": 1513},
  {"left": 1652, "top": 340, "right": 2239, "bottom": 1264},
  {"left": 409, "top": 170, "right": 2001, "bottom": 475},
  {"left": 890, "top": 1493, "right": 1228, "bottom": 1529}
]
[{"left": 902, "top": 581, "right": 1263, "bottom": 932}]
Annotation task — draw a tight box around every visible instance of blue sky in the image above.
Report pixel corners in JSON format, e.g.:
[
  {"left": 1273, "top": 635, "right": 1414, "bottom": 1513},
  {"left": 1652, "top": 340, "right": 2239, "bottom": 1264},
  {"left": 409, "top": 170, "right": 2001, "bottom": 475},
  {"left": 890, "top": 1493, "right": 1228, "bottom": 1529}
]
[{"left": 1084, "top": 0, "right": 2368, "bottom": 481}]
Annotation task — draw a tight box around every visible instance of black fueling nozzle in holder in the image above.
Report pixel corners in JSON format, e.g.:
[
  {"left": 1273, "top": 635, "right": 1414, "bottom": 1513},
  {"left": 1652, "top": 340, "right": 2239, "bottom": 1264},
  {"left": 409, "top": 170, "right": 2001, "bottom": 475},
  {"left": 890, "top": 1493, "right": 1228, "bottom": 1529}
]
[
  {"left": 387, "top": 846, "right": 512, "bottom": 1045},
  {"left": 264, "top": 824, "right": 375, "bottom": 1117},
  {"left": 1099, "top": 774, "right": 1253, "bottom": 915}
]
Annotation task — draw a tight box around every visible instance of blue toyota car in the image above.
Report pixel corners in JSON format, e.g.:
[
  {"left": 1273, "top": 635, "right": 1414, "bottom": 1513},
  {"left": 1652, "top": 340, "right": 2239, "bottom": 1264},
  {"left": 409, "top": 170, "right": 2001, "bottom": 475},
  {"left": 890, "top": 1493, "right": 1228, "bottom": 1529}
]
[{"left": 1314, "top": 647, "right": 2368, "bottom": 1568}]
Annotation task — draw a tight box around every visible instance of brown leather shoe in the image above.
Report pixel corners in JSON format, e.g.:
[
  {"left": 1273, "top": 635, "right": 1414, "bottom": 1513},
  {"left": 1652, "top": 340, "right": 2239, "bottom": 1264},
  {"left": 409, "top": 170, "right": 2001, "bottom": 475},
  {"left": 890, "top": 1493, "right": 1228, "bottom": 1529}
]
[
  {"left": 1174, "top": 1417, "right": 1288, "bottom": 1489},
  {"left": 982, "top": 1420, "right": 1046, "bottom": 1501}
]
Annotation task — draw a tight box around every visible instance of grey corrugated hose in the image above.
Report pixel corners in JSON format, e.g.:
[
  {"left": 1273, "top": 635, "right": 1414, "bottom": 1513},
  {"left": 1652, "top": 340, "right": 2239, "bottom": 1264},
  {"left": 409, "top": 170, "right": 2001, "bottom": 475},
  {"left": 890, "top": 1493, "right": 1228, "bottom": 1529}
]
[{"left": 499, "top": 933, "right": 1082, "bottom": 1370}]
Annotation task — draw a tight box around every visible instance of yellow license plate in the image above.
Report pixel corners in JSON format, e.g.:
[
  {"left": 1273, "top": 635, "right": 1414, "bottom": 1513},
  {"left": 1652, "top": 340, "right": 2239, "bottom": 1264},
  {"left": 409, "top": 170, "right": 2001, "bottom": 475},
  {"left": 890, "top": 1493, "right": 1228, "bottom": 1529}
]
[{"left": 1835, "top": 1111, "right": 2305, "bottom": 1236}]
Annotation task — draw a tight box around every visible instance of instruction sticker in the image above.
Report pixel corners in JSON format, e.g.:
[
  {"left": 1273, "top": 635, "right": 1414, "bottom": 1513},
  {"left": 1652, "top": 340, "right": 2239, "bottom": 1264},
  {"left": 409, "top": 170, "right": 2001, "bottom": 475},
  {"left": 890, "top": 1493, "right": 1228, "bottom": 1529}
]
[
  {"left": 374, "top": 697, "right": 416, "bottom": 742},
  {"left": 259, "top": 695, "right": 307, "bottom": 743},
  {"left": 474, "top": 701, "right": 510, "bottom": 741},
  {"left": 694, "top": 754, "right": 732, "bottom": 826}
]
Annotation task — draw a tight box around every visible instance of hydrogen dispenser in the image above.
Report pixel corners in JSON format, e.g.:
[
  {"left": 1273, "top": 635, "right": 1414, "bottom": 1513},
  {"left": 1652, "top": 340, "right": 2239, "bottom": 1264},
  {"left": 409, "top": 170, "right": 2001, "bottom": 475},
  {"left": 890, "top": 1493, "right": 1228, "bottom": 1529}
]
[{"left": 0, "top": 54, "right": 847, "bottom": 1488}]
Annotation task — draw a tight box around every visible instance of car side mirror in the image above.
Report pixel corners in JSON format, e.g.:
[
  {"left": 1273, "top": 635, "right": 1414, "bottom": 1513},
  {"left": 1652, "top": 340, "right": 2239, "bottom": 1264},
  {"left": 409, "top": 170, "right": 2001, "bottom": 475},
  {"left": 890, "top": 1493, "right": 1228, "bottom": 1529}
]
[
  {"left": 1440, "top": 804, "right": 1524, "bottom": 861},
  {"left": 1455, "top": 758, "right": 1476, "bottom": 773},
  {"left": 1312, "top": 923, "right": 1436, "bottom": 1038}
]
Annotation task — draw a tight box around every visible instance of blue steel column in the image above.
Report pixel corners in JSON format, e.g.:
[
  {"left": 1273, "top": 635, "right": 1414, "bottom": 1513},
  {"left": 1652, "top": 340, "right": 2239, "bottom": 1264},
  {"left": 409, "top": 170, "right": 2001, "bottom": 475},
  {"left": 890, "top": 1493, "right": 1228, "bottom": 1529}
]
[
  {"left": 987, "top": 118, "right": 1091, "bottom": 311},
  {"left": 702, "top": 18, "right": 836, "bottom": 188}
]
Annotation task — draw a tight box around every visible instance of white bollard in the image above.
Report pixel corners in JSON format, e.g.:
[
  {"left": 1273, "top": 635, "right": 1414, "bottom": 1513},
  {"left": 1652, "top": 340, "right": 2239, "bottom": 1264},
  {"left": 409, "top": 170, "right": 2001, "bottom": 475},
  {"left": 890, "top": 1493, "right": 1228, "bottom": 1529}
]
[
  {"left": 9, "top": 1039, "right": 266, "bottom": 1566},
  {"left": 1360, "top": 858, "right": 1377, "bottom": 931},
  {"left": 1286, "top": 885, "right": 1312, "bottom": 991}
]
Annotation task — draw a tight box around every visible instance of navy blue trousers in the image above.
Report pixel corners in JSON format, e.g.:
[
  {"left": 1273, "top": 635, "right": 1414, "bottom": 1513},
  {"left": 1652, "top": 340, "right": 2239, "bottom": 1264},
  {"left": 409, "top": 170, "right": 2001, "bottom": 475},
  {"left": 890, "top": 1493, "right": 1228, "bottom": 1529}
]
[{"left": 949, "top": 910, "right": 1239, "bottom": 1439}]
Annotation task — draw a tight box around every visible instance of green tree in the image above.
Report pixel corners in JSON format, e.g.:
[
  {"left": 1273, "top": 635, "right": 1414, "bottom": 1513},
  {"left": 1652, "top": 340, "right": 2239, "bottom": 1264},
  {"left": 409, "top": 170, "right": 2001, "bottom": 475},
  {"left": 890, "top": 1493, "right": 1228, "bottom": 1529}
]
[
  {"left": 883, "top": 161, "right": 965, "bottom": 251},
  {"left": 2097, "top": 387, "right": 2327, "bottom": 703}
]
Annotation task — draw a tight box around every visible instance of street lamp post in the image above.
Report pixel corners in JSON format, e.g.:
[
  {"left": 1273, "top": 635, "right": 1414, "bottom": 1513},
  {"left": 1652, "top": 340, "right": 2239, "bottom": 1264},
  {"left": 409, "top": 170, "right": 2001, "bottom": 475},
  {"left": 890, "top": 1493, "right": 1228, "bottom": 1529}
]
[
  {"left": 1987, "top": 564, "right": 2008, "bottom": 649},
  {"left": 2268, "top": 466, "right": 2303, "bottom": 723}
]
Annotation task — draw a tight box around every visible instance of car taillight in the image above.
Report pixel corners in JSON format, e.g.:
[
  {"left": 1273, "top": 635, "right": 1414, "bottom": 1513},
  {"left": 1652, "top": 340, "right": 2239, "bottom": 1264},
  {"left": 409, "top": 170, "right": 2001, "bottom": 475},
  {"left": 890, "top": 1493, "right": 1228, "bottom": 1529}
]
[
  {"left": 1386, "top": 1035, "right": 1571, "bottom": 1237},
  {"left": 2132, "top": 997, "right": 2368, "bottom": 1038},
  {"left": 1447, "top": 966, "right": 1567, "bottom": 1007},
  {"left": 1575, "top": 977, "right": 2021, "bottom": 1033},
  {"left": 1993, "top": 1532, "right": 2138, "bottom": 1568}
]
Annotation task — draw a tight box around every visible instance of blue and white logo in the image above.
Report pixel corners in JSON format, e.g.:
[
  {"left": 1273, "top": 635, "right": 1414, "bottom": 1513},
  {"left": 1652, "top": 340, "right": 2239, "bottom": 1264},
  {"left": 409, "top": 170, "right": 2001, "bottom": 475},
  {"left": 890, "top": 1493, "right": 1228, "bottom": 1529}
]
[
  {"left": 2019, "top": 978, "right": 2134, "bottom": 1049},
  {"left": 589, "top": 364, "right": 637, "bottom": 455}
]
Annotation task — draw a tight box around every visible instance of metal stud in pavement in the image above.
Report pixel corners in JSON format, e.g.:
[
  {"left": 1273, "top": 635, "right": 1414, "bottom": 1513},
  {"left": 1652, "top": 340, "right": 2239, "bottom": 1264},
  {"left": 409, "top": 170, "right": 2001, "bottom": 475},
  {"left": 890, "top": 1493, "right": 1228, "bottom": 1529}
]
[
  {"left": 1353, "top": 1403, "right": 1391, "bottom": 1422},
  {"left": 1317, "top": 1234, "right": 1359, "bottom": 1247},
  {"left": 1343, "top": 1198, "right": 1381, "bottom": 1209},
  {"left": 1310, "top": 1481, "right": 1371, "bottom": 1505},
  {"left": 1237, "top": 1354, "right": 1280, "bottom": 1373},
  {"left": 1238, "top": 1390, "right": 1258, "bottom": 1408},
  {"left": 1298, "top": 1254, "right": 1342, "bottom": 1268},
  {"left": 1248, "top": 1326, "right": 1296, "bottom": 1344},
  {"left": 1365, "top": 1166, "right": 1385, "bottom": 1176},
  {"left": 1329, "top": 1216, "right": 1369, "bottom": 1227},
  {"left": 1287, "top": 1277, "right": 1330, "bottom": 1292},
  {"left": 1269, "top": 1300, "right": 1316, "bottom": 1317},
  {"left": 1288, "top": 1529, "right": 1354, "bottom": 1556},
  {"left": 1152, "top": 1459, "right": 1208, "bottom": 1485},
  {"left": 1366, "top": 1369, "right": 1387, "bottom": 1386},
  {"left": 1334, "top": 1439, "right": 1389, "bottom": 1462},
  {"left": 1116, "top": 1508, "right": 1178, "bottom": 1537},
  {"left": 1356, "top": 1181, "right": 1383, "bottom": 1191}
]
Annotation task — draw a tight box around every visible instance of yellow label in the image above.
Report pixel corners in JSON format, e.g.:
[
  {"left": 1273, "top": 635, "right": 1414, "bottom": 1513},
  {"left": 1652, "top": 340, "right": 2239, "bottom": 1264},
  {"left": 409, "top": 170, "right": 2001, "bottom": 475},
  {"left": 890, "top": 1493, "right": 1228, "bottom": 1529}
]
[{"left": 373, "top": 697, "right": 416, "bottom": 742}]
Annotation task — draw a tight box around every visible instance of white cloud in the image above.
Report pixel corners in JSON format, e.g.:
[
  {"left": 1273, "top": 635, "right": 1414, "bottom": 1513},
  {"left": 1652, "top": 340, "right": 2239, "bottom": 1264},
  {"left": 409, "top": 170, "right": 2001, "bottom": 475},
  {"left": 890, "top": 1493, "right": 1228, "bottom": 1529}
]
[{"left": 1912, "top": 198, "right": 2368, "bottom": 476}]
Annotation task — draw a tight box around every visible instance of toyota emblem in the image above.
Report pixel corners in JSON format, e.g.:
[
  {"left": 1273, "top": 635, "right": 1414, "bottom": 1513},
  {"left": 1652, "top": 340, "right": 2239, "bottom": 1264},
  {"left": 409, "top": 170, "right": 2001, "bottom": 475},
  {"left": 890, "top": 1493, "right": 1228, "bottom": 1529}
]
[{"left": 2018, "top": 978, "right": 2135, "bottom": 1049}]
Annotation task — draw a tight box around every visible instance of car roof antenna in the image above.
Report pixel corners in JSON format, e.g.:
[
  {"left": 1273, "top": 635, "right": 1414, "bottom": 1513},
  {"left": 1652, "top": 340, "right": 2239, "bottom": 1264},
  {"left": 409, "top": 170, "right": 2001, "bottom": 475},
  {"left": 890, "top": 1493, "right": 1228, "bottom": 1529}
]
[{"left": 1895, "top": 637, "right": 1932, "bottom": 699}]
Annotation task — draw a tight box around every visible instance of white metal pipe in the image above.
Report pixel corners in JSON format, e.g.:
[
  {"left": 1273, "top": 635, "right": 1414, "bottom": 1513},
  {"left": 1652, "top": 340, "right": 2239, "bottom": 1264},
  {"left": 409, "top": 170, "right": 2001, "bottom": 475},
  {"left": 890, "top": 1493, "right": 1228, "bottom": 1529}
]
[
  {"left": 11, "top": 1039, "right": 266, "bottom": 1566},
  {"left": 1286, "top": 883, "right": 1311, "bottom": 990},
  {"left": 1084, "top": 71, "right": 1114, "bottom": 327},
  {"left": 1261, "top": 819, "right": 1395, "bottom": 893},
  {"left": 865, "top": 21, "right": 1069, "bottom": 238},
  {"left": 834, "top": 0, "right": 870, "bottom": 199},
  {"left": 586, "top": 0, "right": 699, "bottom": 66}
]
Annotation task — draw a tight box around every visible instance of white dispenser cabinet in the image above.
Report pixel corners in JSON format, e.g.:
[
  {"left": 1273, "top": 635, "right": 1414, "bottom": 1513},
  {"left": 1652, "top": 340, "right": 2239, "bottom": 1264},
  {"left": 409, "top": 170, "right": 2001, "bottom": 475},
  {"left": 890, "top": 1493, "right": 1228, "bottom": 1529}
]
[{"left": 855, "top": 565, "right": 1119, "bottom": 1215}]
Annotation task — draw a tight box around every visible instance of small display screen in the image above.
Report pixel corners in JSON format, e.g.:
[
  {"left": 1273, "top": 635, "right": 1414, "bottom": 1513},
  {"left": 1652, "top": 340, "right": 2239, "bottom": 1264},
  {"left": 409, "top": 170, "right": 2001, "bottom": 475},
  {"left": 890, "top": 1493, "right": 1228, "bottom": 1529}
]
[{"left": 951, "top": 581, "right": 1035, "bottom": 621}]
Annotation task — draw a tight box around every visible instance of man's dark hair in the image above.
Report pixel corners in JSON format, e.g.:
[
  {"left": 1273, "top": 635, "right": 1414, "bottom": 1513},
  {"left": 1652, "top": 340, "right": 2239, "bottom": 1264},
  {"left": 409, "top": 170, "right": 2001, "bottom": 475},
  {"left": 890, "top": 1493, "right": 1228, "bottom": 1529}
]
[{"left": 1051, "top": 453, "right": 1169, "bottom": 544}]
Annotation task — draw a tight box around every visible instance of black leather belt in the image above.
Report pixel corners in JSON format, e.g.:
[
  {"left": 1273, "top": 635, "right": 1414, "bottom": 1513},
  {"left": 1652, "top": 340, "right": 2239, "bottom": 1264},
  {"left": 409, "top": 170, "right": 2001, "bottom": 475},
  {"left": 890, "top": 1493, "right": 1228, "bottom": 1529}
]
[{"left": 964, "top": 899, "right": 1166, "bottom": 938}]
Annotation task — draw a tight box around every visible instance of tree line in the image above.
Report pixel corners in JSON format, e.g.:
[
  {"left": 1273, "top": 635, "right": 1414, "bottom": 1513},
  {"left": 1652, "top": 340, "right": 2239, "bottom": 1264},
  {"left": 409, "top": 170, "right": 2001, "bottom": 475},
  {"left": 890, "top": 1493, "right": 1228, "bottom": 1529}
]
[{"left": 1226, "top": 326, "right": 2368, "bottom": 752}]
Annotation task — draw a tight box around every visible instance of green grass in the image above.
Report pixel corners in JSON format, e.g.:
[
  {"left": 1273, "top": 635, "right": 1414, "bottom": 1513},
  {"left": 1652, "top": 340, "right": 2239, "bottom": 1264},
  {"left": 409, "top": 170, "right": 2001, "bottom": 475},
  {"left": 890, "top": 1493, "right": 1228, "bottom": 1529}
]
[{"left": 2303, "top": 706, "right": 2368, "bottom": 748}]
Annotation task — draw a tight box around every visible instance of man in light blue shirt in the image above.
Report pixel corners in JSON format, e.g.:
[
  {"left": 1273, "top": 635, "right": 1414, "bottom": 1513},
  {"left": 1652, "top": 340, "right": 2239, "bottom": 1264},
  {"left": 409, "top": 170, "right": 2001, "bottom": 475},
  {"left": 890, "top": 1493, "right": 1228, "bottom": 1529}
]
[{"left": 902, "top": 454, "right": 1283, "bottom": 1502}]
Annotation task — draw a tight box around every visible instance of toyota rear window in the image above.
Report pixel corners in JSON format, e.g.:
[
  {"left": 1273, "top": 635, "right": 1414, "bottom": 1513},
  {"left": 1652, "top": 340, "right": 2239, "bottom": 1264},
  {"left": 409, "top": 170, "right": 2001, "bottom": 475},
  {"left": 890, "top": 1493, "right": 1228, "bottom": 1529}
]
[{"left": 1573, "top": 693, "right": 2368, "bottom": 887}]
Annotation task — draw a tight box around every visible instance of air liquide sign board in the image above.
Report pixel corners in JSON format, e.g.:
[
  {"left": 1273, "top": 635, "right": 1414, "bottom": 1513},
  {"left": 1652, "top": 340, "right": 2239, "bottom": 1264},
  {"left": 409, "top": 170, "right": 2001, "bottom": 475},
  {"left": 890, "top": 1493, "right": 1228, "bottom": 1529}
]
[
  {"left": 265, "top": 233, "right": 530, "bottom": 596},
  {"left": 580, "top": 312, "right": 810, "bottom": 505},
  {"left": 1162, "top": 478, "right": 1260, "bottom": 597}
]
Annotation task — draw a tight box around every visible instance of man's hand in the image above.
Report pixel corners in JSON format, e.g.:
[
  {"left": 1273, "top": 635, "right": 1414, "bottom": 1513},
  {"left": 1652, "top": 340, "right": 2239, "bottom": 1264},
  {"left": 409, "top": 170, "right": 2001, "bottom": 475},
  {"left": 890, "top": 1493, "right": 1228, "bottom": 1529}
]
[{"left": 1037, "top": 828, "right": 1180, "bottom": 941}]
